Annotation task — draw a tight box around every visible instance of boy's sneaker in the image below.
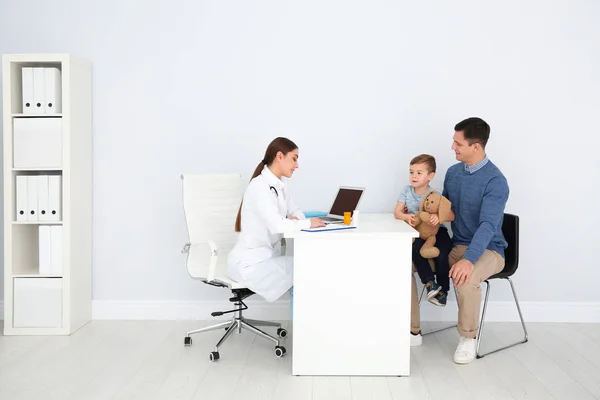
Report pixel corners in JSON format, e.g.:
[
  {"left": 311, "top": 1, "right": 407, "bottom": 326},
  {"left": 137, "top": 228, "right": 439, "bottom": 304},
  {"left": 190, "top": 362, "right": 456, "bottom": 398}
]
[
  {"left": 429, "top": 290, "right": 447, "bottom": 307},
  {"left": 410, "top": 331, "right": 423, "bottom": 347},
  {"left": 425, "top": 281, "right": 442, "bottom": 299}
]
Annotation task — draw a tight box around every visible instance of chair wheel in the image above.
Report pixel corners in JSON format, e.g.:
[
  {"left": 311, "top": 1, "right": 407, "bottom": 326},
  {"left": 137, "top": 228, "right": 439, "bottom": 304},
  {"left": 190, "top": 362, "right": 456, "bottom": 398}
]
[
  {"left": 277, "top": 328, "right": 287, "bottom": 338},
  {"left": 275, "top": 346, "right": 286, "bottom": 357},
  {"left": 209, "top": 351, "right": 220, "bottom": 361},
  {"left": 184, "top": 337, "right": 192, "bottom": 346}
]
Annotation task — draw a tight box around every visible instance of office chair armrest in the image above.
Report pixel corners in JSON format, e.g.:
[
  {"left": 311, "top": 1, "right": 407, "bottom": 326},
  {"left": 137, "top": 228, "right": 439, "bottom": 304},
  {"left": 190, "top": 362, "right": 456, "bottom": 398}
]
[{"left": 182, "top": 240, "right": 220, "bottom": 282}]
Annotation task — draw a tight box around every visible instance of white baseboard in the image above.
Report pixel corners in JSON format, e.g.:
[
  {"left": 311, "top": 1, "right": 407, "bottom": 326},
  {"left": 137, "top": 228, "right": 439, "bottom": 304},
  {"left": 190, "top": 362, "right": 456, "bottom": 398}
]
[
  {"left": 418, "top": 300, "right": 600, "bottom": 324},
  {"left": 92, "top": 300, "right": 600, "bottom": 323},
  {"left": 2, "top": 300, "right": 599, "bottom": 323},
  {"left": 91, "top": 300, "right": 292, "bottom": 321}
]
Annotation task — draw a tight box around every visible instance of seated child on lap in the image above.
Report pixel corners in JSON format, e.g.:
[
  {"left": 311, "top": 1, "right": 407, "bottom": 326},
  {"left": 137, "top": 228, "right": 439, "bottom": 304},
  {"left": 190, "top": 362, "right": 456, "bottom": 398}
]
[{"left": 393, "top": 154, "right": 452, "bottom": 307}]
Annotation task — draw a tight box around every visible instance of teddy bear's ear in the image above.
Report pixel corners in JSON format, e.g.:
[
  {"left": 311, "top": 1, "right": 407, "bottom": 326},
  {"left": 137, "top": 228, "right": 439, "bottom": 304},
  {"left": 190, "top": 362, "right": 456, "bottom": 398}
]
[{"left": 438, "top": 195, "right": 455, "bottom": 224}]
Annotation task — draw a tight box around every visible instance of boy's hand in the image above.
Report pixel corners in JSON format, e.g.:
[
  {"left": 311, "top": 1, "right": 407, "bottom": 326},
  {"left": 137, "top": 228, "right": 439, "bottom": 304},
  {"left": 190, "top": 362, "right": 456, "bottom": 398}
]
[
  {"left": 406, "top": 214, "right": 417, "bottom": 227},
  {"left": 429, "top": 214, "right": 439, "bottom": 226}
]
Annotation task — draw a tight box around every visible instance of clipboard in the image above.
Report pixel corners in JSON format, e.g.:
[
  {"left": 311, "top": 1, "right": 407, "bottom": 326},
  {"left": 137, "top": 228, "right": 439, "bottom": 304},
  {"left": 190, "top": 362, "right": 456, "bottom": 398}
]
[{"left": 301, "top": 225, "right": 357, "bottom": 233}]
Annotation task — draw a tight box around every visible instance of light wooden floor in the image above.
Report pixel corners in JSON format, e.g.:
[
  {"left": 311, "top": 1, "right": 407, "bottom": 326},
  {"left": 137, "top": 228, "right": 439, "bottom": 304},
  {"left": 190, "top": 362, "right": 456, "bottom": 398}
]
[{"left": 0, "top": 320, "right": 599, "bottom": 400}]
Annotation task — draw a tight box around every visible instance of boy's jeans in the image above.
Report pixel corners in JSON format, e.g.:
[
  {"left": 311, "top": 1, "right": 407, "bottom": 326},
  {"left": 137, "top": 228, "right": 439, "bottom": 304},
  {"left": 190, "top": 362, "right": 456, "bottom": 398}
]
[{"left": 412, "top": 226, "right": 453, "bottom": 292}]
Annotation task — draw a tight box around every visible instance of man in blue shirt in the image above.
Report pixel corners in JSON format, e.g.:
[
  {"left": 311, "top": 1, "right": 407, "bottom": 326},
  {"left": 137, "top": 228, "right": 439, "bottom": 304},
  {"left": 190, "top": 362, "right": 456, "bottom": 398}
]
[{"left": 410, "top": 117, "right": 509, "bottom": 365}]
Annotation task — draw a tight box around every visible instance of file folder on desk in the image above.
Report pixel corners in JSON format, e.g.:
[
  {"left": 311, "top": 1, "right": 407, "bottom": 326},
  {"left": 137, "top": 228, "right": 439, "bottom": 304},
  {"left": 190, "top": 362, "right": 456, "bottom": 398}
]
[{"left": 301, "top": 225, "right": 356, "bottom": 233}]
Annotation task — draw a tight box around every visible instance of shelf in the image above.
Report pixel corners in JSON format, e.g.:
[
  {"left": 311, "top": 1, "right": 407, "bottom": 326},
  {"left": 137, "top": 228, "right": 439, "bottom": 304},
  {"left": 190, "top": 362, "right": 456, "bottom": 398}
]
[
  {"left": 12, "top": 113, "right": 63, "bottom": 118},
  {"left": 12, "top": 168, "right": 62, "bottom": 172},
  {"left": 12, "top": 221, "right": 63, "bottom": 225},
  {"left": 3, "top": 53, "right": 92, "bottom": 336}
]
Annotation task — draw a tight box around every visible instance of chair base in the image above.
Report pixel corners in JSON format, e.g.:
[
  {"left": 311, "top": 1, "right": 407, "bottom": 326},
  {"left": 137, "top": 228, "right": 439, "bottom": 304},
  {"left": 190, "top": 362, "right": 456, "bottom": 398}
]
[{"left": 183, "top": 297, "right": 288, "bottom": 361}]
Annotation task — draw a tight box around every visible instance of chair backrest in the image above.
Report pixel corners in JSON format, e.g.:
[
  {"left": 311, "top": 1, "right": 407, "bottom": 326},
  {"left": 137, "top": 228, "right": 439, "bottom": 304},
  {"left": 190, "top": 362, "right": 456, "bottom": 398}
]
[
  {"left": 181, "top": 173, "right": 242, "bottom": 282},
  {"left": 500, "top": 213, "right": 519, "bottom": 276}
]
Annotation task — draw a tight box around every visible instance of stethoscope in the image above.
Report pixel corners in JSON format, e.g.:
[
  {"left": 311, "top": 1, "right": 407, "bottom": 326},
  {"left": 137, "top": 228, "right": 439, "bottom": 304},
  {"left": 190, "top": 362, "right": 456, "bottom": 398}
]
[{"left": 269, "top": 186, "right": 279, "bottom": 198}]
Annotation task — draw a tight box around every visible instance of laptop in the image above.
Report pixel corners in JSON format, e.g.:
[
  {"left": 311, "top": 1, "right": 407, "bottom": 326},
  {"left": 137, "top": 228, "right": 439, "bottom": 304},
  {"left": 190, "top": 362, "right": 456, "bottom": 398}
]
[{"left": 318, "top": 186, "right": 365, "bottom": 224}]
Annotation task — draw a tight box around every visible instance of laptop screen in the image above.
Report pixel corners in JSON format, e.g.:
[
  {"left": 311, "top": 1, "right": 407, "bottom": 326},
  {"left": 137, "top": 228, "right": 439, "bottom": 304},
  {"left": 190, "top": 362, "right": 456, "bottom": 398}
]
[{"left": 329, "top": 188, "right": 363, "bottom": 216}]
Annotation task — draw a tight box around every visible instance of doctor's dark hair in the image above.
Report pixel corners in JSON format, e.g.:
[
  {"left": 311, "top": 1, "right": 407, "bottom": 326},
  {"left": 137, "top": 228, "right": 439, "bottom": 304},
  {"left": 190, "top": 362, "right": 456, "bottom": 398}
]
[{"left": 235, "top": 137, "right": 299, "bottom": 232}]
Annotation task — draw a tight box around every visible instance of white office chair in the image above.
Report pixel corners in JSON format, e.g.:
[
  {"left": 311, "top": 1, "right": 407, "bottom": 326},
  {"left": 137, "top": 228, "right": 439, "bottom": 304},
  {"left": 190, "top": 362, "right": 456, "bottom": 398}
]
[{"left": 180, "top": 173, "right": 288, "bottom": 361}]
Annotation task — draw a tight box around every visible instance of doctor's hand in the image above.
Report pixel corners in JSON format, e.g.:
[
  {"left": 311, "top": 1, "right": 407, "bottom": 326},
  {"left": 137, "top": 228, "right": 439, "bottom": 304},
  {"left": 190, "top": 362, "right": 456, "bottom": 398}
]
[
  {"left": 289, "top": 216, "right": 299, "bottom": 220},
  {"left": 310, "top": 218, "right": 327, "bottom": 228}
]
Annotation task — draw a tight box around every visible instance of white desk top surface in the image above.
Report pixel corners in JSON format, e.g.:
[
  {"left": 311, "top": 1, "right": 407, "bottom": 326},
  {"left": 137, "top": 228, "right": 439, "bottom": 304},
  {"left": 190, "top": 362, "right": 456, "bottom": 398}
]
[{"left": 285, "top": 212, "right": 419, "bottom": 238}]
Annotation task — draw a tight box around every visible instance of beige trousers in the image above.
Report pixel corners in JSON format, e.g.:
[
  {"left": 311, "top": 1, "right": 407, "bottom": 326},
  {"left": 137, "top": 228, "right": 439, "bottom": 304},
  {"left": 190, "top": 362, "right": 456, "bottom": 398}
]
[{"left": 411, "top": 245, "right": 505, "bottom": 338}]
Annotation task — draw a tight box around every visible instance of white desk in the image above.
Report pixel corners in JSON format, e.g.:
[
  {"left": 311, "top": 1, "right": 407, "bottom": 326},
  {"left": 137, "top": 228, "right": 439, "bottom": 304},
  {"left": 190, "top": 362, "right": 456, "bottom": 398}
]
[{"left": 285, "top": 213, "right": 418, "bottom": 376}]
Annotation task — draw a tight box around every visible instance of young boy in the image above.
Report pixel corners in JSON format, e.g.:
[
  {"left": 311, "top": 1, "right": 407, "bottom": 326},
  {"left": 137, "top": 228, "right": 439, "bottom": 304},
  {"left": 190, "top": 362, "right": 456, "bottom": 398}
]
[{"left": 394, "top": 154, "right": 453, "bottom": 306}]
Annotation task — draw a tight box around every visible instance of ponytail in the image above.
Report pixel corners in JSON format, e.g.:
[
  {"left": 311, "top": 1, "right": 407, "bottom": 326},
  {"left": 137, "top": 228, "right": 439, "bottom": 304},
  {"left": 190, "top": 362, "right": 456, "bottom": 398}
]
[
  {"left": 235, "top": 161, "right": 266, "bottom": 232},
  {"left": 234, "top": 137, "right": 299, "bottom": 232}
]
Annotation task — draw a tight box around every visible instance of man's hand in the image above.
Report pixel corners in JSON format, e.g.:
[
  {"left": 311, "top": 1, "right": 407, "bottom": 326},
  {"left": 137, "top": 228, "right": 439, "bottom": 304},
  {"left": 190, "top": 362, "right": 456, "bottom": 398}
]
[
  {"left": 449, "top": 259, "right": 474, "bottom": 287},
  {"left": 289, "top": 216, "right": 299, "bottom": 220},
  {"left": 429, "top": 214, "right": 439, "bottom": 226}
]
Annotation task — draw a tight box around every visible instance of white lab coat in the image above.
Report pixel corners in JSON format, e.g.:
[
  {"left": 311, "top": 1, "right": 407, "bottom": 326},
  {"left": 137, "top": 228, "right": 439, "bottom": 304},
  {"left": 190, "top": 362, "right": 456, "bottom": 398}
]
[{"left": 227, "top": 165, "right": 311, "bottom": 302}]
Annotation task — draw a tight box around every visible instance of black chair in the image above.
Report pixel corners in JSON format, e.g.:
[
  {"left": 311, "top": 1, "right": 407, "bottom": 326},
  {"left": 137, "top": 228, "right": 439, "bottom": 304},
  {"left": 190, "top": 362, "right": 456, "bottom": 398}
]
[
  {"left": 419, "top": 213, "right": 528, "bottom": 357},
  {"left": 476, "top": 213, "right": 528, "bottom": 358}
]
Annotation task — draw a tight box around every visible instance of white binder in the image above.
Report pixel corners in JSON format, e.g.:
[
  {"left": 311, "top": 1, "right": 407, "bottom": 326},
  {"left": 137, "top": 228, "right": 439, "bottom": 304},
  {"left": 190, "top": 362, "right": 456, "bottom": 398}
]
[
  {"left": 16, "top": 175, "right": 28, "bottom": 221},
  {"left": 44, "top": 68, "right": 62, "bottom": 114},
  {"left": 48, "top": 175, "right": 62, "bottom": 222},
  {"left": 50, "top": 226, "right": 63, "bottom": 275},
  {"left": 13, "top": 117, "right": 63, "bottom": 169},
  {"left": 26, "top": 176, "right": 38, "bottom": 221},
  {"left": 39, "top": 225, "right": 52, "bottom": 275},
  {"left": 22, "top": 67, "right": 35, "bottom": 114},
  {"left": 33, "top": 67, "right": 46, "bottom": 114},
  {"left": 37, "top": 175, "right": 50, "bottom": 221}
]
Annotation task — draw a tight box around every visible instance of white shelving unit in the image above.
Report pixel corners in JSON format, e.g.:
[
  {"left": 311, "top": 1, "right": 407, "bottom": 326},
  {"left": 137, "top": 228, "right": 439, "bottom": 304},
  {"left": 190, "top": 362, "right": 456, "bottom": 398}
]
[{"left": 2, "top": 54, "right": 92, "bottom": 335}]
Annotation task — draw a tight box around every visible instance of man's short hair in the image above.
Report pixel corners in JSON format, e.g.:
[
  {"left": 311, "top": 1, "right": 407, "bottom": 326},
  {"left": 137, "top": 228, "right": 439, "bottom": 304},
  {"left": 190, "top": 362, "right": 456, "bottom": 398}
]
[
  {"left": 410, "top": 154, "right": 436, "bottom": 173},
  {"left": 455, "top": 117, "right": 490, "bottom": 148}
]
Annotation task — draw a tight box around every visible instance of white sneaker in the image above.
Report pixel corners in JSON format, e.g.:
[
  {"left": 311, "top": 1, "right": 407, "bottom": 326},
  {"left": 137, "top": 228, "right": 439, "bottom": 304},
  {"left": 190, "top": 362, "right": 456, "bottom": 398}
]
[
  {"left": 410, "top": 332, "right": 423, "bottom": 347},
  {"left": 453, "top": 336, "right": 476, "bottom": 364}
]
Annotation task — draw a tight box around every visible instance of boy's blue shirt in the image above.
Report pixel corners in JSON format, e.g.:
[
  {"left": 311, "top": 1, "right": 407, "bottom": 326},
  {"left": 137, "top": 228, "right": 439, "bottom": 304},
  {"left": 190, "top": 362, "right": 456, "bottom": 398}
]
[
  {"left": 442, "top": 158, "right": 509, "bottom": 263},
  {"left": 397, "top": 184, "right": 438, "bottom": 215}
]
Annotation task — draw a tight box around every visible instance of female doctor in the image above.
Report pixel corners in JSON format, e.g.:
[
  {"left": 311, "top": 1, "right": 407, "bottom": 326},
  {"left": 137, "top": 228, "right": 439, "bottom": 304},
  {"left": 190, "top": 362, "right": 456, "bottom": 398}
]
[{"left": 227, "top": 137, "right": 326, "bottom": 302}]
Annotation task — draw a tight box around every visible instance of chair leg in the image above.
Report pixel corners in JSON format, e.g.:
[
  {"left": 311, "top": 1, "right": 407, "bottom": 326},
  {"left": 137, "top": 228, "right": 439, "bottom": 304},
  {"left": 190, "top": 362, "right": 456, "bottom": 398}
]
[
  {"left": 421, "top": 285, "right": 458, "bottom": 336},
  {"left": 186, "top": 320, "right": 233, "bottom": 336},
  {"left": 213, "top": 320, "right": 239, "bottom": 352},
  {"left": 476, "top": 277, "right": 528, "bottom": 358},
  {"left": 240, "top": 320, "right": 280, "bottom": 346},
  {"left": 242, "top": 318, "right": 281, "bottom": 328}
]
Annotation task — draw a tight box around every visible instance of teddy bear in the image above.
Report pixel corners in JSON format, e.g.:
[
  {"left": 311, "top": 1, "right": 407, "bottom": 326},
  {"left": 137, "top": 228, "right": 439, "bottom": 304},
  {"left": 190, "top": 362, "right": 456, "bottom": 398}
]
[{"left": 412, "top": 190, "right": 455, "bottom": 258}]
